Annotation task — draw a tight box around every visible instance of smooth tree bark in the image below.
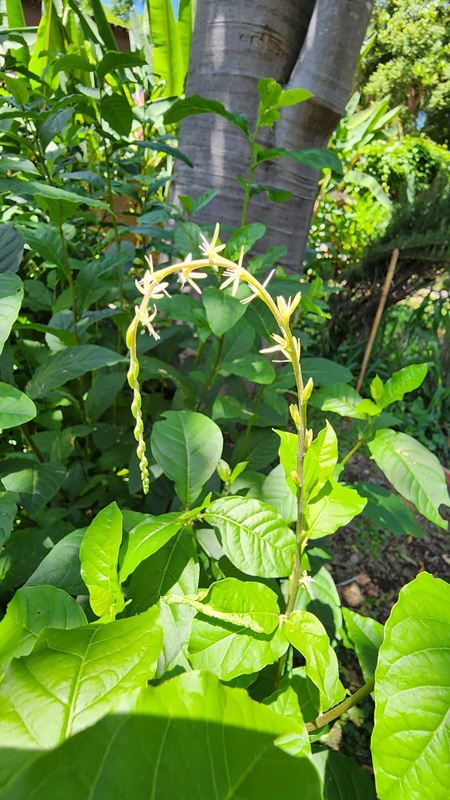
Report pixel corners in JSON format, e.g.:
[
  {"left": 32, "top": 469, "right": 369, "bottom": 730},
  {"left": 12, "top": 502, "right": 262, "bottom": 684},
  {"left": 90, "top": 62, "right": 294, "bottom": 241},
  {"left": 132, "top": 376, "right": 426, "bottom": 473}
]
[{"left": 172, "top": 0, "right": 374, "bottom": 271}]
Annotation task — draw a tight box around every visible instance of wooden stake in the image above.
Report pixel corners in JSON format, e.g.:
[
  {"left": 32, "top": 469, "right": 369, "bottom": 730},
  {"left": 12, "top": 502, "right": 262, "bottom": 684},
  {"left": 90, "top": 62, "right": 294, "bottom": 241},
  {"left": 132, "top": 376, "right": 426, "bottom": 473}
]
[{"left": 356, "top": 248, "right": 399, "bottom": 394}]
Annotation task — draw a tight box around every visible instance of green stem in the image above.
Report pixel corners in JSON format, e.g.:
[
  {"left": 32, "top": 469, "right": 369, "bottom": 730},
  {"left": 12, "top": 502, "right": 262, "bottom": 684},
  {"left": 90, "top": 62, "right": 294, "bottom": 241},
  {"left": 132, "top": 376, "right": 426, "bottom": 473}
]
[
  {"left": 195, "top": 336, "right": 224, "bottom": 412},
  {"left": 193, "top": 338, "right": 207, "bottom": 369},
  {"left": 103, "top": 142, "right": 123, "bottom": 311},
  {"left": 241, "top": 139, "right": 257, "bottom": 227},
  {"left": 21, "top": 424, "right": 44, "bottom": 463},
  {"left": 340, "top": 419, "right": 374, "bottom": 467},
  {"left": 306, "top": 677, "right": 375, "bottom": 732},
  {"left": 58, "top": 224, "right": 79, "bottom": 343}
]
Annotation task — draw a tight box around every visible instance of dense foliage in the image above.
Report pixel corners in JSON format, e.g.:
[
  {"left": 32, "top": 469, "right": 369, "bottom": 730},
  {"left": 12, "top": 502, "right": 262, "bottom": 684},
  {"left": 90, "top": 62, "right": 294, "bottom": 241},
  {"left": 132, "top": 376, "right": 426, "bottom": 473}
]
[{"left": 0, "top": 2, "right": 449, "bottom": 799}]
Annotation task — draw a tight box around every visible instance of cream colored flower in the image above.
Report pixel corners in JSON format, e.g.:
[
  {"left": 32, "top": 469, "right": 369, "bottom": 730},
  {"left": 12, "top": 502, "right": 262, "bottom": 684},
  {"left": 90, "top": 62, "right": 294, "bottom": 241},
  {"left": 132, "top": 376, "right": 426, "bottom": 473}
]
[
  {"left": 178, "top": 260, "right": 208, "bottom": 294},
  {"left": 276, "top": 292, "right": 301, "bottom": 322},
  {"left": 260, "top": 332, "right": 300, "bottom": 363},
  {"left": 240, "top": 268, "right": 275, "bottom": 306},
  {"left": 199, "top": 222, "right": 226, "bottom": 261},
  {"left": 220, "top": 246, "right": 244, "bottom": 296},
  {"left": 136, "top": 303, "right": 160, "bottom": 340}
]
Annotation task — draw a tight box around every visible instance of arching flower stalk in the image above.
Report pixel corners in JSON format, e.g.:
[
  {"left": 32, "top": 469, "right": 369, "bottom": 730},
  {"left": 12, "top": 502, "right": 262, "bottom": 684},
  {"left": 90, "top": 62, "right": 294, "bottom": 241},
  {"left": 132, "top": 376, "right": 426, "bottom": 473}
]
[{"left": 126, "top": 223, "right": 312, "bottom": 614}]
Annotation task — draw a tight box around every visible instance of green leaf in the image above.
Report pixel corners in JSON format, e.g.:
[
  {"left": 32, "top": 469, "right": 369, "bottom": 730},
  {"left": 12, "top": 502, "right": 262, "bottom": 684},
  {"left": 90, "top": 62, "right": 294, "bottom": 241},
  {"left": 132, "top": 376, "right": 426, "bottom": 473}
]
[
  {"left": 79, "top": 502, "right": 124, "bottom": 618},
  {"left": 0, "top": 272, "right": 23, "bottom": 356},
  {"left": 25, "top": 529, "right": 86, "bottom": 595},
  {"left": 0, "top": 458, "right": 66, "bottom": 515},
  {"left": 0, "top": 607, "right": 162, "bottom": 762},
  {"left": 202, "top": 286, "right": 247, "bottom": 336},
  {"left": 6, "top": 0, "right": 26, "bottom": 26},
  {"left": 305, "top": 480, "right": 366, "bottom": 539},
  {"left": 372, "top": 572, "right": 450, "bottom": 800},
  {"left": 312, "top": 749, "right": 377, "bottom": 799},
  {"left": 301, "top": 357, "right": 353, "bottom": 387},
  {"left": 50, "top": 54, "right": 94, "bottom": 77},
  {"left": 166, "top": 577, "right": 280, "bottom": 634},
  {"left": 28, "top": 0, "right": 65, "bottom": 85},
  {"left": 310, "top": 383, "right": 367, "bottom": 419},
  {"left": 0, "top": 490, "right": 18, "bottom": 548},
  {"left": 26, "top": 346, "right": 127, "bottom": 400},
  {"left": 256, "top": 146, "right": 343, "bottom": 175},
  {"left": 0, "top": 671, "right": 322, "bottom": 800},
  {"left": 0, "top": 224, "right": 24, "bottom": 274},
  {"left": 0, "top": 178, "right": 108, "bottom": 211},
  {"left": 97, "top": 51, "right": 145, "bottom": 82},
  {"left": 354, "top": 482, "right": 423, "bottom": 538},
  {"left": 127, "top": 527, "right": 199, "bottom": 672},
  {"left": 0, "top": 383, "right": 36, "bottom": 428},
  {"left": 136, "top": 139, "right": 193, "bottom": 166},
  {"left": 189, "top": 611, "right": 288, "bottom": 681},
  {"left": 148, "top": 0, "right": 184, "bottom": 97},
  {"left": 304, "top": 422, "right": 338, "bottom": 502},
  {"left": 205, "top": 496, "right": 296, "bottom": 578},
  {"left": 85, "top": 372, "right": 125, "bottom": 422},
  {"left": 285, "top": 610, "right": 342, "bottom": 710},
  {"left": 212, "top": 395, "right": 255, "bottom": 422},
  {"left": 21, "top": 225, "right": 64, "bottom": 269},
  {"left": 151, "top": 411, "right": 223, "bottom": 506},
  {"left": 0, "top": 586, "right": 86, "bottom": 677},
  {"left": 370, "top": 374, "right": 384, "bottom": 404},
  {"left": 367, "top": 429, "right": 449, "bottom": 529},
  {"left": 89, "top": 0, "right": 118, "bottom": 51},
  {"left": 119, "top": 513, "right": 182, "bottom": 581},
  {"left": 342, "top": 608, "right": 383, "bottom": 683},
  {"left": 221, "top": 354, "right": 276, "bottom": 385},
  {"left": 164, "top": 94, "right": 249, "bottom": 136},
  {"left": 294, "top": 563, "right": 342, "bottom": 644},
  {"left": 344, "top": 169, "right": 392, "bottom": 209},
  {"left": 379, "top": 363, "right": 428, "bottom": 409},
  {"left": 260, "top": 465, "right": 297, "bottom": 524},
  {"left": 101, "top": 93, "right": 133, "bottom": 137},
  {"left": 39, "top": 108, "right": 74, "bottom": 151},
  {"left": 224, "top": 223, "right": 266, "bottom": 260}
]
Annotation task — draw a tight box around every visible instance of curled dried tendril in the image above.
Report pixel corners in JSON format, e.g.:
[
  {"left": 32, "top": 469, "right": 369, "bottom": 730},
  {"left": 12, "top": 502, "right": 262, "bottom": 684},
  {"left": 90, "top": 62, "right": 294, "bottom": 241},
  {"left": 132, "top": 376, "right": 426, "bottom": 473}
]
[{"left": 126, "top": 223, "right": 307, "bottom": 493}]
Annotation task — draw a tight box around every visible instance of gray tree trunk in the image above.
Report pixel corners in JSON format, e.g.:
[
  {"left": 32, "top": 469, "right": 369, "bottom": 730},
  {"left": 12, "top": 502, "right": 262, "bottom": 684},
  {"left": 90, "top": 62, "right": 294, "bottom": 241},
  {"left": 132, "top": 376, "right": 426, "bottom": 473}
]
[{"left": 172, "top": 0, "right": 374, "bottom": 271}]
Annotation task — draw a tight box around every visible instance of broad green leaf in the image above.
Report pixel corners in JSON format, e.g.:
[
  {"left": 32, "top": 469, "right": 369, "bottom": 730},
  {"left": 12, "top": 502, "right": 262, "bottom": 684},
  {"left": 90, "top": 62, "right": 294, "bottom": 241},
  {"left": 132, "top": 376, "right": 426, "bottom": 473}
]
[
  {"left": 205, "top": 496, "right": 296, "bottom": 578},
  {"left": 151, "top": 411, "right": 223, "bottom": 506},
  {"left": 127, "top": 527, "right": 199, "bottom": 673},
  {"left": 303, "top": 422, "right": 338, "bottom": 502},
  {"left": 177, "top": 0, "right": 195, "bottom": 78},
  {"left": 354, "top": 482, "right": 423, "bottom": 538},
  {"left": 85, "top": 372, "right": 125, "bottom": 422},
  {"left": 136, "top": 139, "right": 193, "bottom": 166},
  {"left": 310, "top": 383, "right": 367, "bottom": 418},
  {"left": 371, "top": 374, "right": 384, "bottom": 404},
  {"left": 101, "top": 93, "right": 133, "bottom": 137},
  {"left": 0, "top": 490, "right": 18, "bottom": 548},
  {"left": 0, "top": 272, "right": 23, "bottom": 355},
  {"left": 25, "top": 529, "right": 86, "bottom": 595},
  {"left": 189, "top": 611, "right": 288, "bottom": 681},
  {"left": 50, "top": 54, "right": 94, "bottom": 76},
  {"left": 6, "top": 0, "right": 26, "bottom": 26},
  {"left": 0, "top": 671, "right": 322, "bottom": 800},
  {"left": 79, "top": 502, "right": 124, "bottom": 618},
  {"left": 233, "top": 428, "right": 280, "bottom": 471},
  {"left": 312, "top": 749, "right": 377, "bottom": 799},
  {"left": 305, "top": 480, "right": 367, "bottom": 538},
  {"left": 274, "top": 429, "right": 298, "bottom": 494},
  {"left": 202, "top": 286, "right": 247, "bottom": 336},
  {"left": 119, "top": 513, "right": 182, "bottom": 581},
  {"left": 96, "top": 51, "right": 146, "bottom": 82},
  {"left": 242, "top": 182, "right": 293, "bottom": 203},
  {"left": 379, "top": 363, "right": 428, "bottom": 409},
  {"left": 89, "top": 0, "right": 118, "bottom": 50},
  {"left": 301, "top": 357, "right": 353, "bottom": 387},
  {"left": 292, "top": 563, "right": 342, "bottom": 644},
  {"left": 224, "top": 223, "right": 266, "bottom": 260},
  {"left": 278, "top": 666, "right": 321, "bottom": 724},
  {"left": 26, "top": 345, "right": 127, "bottom": 400},
  {"left": 285, "top": 610, "right": 342, "bottom": 710},
  {"left": 0, "top": 178, "right": 108, "bottom": 210},
  {"left": 0, "top": 607, "right": 162, "bottom": 760},
  {"left": 28, "top": 0, "right": 65, "bottom": 84},
  {"left": 212, "top": 395, "right": 254, "bottom": 422},
  {"left": 166, "top": 577, "right": 280, "bottom": 634},
  {"left": 344, "top": 169, "right": 392, "bottom": 209},
  {"left": 21, "top": 225, "right": 64, "bottom": 269},
  {"left": 343, "top": 608, "right": 383, "bottom": 683},
  {"left": 368, "top": 429, "right": 449, "bottom": 529},
  {"left": 39, "top": 108, "right": 74, "bottom": 151},
  {"left": 260, "top": 464, "right": 297, "bottom": 523},
  {"left": 0, "top": 383, "right": 36, "bottom": 428},
  {"left": 0, "top": 224, "right": 23, "bottom": 274},
  {"left": 372, "top": 572, "right": 450, "bottom": 800},
  {"left": 256, "top": 146, "right": 343, "bottom": 175},
  {"left": 221, "top": 353, "right": 276, "bottom": 385},
  {"left": 148, "top": 0, "right": 184, "bottom": 97},
  {"left": 0, "top": 586, "right": 86, "bottom": 677},
  {"left": 164, "top": 94, "right": 249, "bottom": 136},
  {"left": 0, "top": 458, "right": 66, "bottom": 515}
]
